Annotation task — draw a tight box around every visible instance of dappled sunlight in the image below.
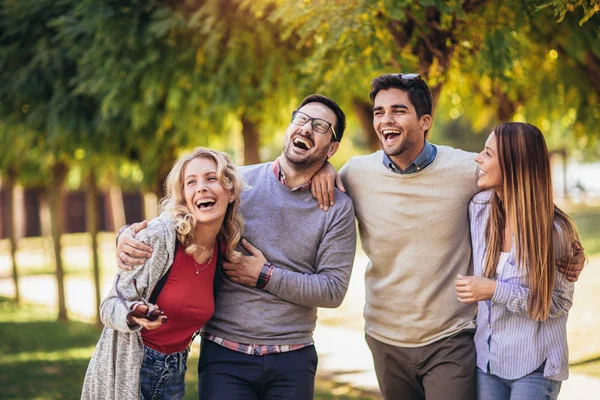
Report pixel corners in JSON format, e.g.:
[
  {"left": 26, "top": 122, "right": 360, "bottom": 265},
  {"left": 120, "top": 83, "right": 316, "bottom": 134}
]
[{"left": 0, "top": 346, "right": 96, "bottom": 365}]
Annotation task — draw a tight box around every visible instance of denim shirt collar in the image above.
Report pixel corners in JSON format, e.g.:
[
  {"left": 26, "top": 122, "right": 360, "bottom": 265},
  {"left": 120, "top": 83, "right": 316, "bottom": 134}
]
[{"left": 382, "top": 140, "right": 437, "bottom": 174}]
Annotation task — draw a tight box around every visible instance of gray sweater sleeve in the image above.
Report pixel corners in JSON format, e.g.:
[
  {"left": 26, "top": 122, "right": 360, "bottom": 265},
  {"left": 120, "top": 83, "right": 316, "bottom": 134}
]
[
  {"left": 263, "top": 199, "right": 356, "bottom": 308},
  {"left": 100, "top": 220, "right": 171, "bottom": 332}
]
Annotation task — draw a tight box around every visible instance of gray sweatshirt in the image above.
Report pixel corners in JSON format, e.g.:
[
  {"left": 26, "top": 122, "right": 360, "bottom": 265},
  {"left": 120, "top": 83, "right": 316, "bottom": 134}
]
[{"left": 204, "top": 162, "right": 357, "bottom": 344}]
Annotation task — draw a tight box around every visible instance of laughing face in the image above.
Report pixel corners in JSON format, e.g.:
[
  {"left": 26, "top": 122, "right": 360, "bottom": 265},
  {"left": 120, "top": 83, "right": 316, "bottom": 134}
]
[
  {"left": 183, "top": 157, "right": 234, "bottom": 228},
  {"left": 283, "top": 102, "right": 339, "bottom": 170},
  {"left": 372, "top": 88, "right": 431, "bottom": 169},
  {"left": 474, "top": 132, "right": 503, "bottom": 194}
]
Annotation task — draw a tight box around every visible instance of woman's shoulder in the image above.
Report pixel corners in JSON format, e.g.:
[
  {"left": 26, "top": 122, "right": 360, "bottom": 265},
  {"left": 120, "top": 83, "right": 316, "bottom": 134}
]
[
  {"left": 468, "top": 190, "right": 494, "bottom": 229},
  {"left": 136, "top": 215, "right": 176, "bottom": 246},
  {"left": 470, "top": 190, "right": 494, "bottom": 212}
]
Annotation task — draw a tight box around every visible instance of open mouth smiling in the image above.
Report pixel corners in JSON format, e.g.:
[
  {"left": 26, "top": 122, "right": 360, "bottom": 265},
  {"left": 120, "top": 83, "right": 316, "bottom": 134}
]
[
  {"left": 381, "top": 128, "right": 401, "bottom": 142},
  {"left": 195, "top": 198, "right": 216, "bottom": 210},
  {"left": 293, "top": 136, "right": 312, "bottom": 151}
]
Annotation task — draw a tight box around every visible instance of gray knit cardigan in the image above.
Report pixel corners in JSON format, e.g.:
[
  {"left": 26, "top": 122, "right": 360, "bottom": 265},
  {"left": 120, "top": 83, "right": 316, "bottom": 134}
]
[{"left": 81, "top": 215, "right": 177, "bottom": 400}]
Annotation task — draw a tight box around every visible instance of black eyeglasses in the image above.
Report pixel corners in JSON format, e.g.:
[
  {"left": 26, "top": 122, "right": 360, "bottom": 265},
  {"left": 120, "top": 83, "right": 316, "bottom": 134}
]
[
  {"left": 291, "top": 111, "right": 338, "bottom": 142},
  {"left": 115, "top": 275, "right": 163, "bottom": 321}
]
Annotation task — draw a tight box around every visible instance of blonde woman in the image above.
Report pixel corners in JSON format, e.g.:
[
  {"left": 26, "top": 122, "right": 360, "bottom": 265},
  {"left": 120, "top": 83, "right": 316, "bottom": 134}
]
[
  {"left": 455, "top": 123, "right": 584, "bottom": 400},
  {"left": 82, "top": 147, "right": 243, "bottom": 400}
]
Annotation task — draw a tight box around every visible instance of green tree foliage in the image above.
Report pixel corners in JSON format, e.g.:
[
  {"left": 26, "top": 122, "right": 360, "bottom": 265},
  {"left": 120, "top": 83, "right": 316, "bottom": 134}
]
[
  {"left": 0, "top": 0, "right": 104, "bottom": 322},
  {"left": 435, "top": 2, "right": 600, "bottom": 154},
  {"left": 269, "top": 0, "right": 490, "bottom": 105},
  {"left": 267, "top": 0, "right": 598, "bottom": 154},
  {"left": 533, "top": 0, "right": 600, "bottom": 24},
  {"left": 61, "top": 0, "right": 199, "bottom": 197},
  {"left": 190, "top": 0, "right": 307, "bottom": 164}
]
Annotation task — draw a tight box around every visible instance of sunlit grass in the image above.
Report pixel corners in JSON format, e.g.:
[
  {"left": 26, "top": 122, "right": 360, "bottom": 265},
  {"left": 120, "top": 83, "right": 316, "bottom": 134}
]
[
  {"left": 0, "top": 347, "right": 96, "bottom": 365},
  {"left": 0, "top": 298, "right": 101, "bottom": 399},
  {"left": 570, "top": 209, "right": 600, "bottom": 256}
]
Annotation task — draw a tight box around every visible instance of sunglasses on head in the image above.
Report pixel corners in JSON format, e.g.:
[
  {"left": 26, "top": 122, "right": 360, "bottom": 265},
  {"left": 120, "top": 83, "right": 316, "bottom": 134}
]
[{"left": 397, "top": 73, "right": 421, "bottom": 80}]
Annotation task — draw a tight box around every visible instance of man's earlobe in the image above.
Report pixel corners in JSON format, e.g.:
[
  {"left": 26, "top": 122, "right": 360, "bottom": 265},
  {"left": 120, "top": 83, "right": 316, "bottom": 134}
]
[
  {"left": 421, "top": 115, "right": 432, "bottom": 131},
  {"left": 327, "top": 142, "right": 340, "bottom": 159}
]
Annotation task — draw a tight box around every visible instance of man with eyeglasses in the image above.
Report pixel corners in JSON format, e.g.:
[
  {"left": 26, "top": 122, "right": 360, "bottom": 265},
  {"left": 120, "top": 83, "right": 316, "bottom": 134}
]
[{"left": 115, "top": 94, "right": 356, "bottom": 400}]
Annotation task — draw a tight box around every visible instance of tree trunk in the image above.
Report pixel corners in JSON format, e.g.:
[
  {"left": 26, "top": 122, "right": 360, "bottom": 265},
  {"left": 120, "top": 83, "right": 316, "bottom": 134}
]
[
  {"left": 144, "top": 192, "right": 158, "bottom": 220},
  {"left": 428, "top": 84, "right": 442, "bottom": 119},
  {"left": 5, "top": 167, "right": 20, "bottom": 305},
  {"left": 48, "top": 161, "right": 69, "bottom": 322},
  {"left": 108, "top": 185, "right": 126, "bottom": 232},
  {"left": 241, "top": 115, "right": 260, "bottom": 166},
  {"left": 84, "top": 169, "right": 102, "bottom": 327},
  {"left": 152, "top": 148, "right": 177, "bottom": 201},
  {"left": 493, "top": 84, "right": 520, "bottom": 122},
  {"left": 352, "top": 98, "right": 380, "bottom": 152},
  {"left": 38, "top": 190, "right": 52, "bottom": 236}
]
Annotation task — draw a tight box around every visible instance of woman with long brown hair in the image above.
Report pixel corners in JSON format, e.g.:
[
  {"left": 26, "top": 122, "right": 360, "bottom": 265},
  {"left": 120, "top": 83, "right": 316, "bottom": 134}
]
[
  {"left": 82, "top": 147, "right": 244, "bottom": 400},
  {"left": 455, "top": 122, "right": 583, "bottom": 399}
]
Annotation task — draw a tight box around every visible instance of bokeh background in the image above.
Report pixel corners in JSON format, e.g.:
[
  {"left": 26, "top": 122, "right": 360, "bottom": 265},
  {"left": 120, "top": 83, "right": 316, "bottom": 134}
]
[{"left": 1, "top": 0, "right": 599, "bottom": 399}]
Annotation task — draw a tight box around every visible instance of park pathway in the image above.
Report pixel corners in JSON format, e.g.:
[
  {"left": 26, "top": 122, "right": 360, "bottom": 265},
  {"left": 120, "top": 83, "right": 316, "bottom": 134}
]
[{"left": 1, "top": 251, "right": 600, "bottom": 399}]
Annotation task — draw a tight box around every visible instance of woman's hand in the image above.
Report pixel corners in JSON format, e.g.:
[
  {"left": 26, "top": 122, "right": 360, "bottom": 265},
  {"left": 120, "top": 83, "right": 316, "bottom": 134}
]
[
  {"left": 558, "top": 241, "right": 587, "bottom": 282},
  {"left": 310, "top": 161, "right": 344, "bottom": 211},
  {"left": 455, "top": 275, "right": 497, "bottom": 303},
  {"left": 127, "top": 304, "right": 167, "bottom": 330}
]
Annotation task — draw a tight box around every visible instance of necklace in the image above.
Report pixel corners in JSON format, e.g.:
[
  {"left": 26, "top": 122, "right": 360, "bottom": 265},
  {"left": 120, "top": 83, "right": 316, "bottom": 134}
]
[{"left": 194, "top": 242, "right": 216, "bottom": 275}]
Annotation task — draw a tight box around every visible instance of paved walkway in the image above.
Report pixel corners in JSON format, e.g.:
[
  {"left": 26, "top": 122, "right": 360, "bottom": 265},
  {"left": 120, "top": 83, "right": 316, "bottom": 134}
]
[{"left": 1, "top": 251, "right": 600, "bottom": 399}]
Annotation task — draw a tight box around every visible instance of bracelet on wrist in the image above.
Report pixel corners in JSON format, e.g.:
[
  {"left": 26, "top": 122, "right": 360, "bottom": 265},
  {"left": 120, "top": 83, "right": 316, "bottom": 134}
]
[{"left": 256, "top": 262, "right": 273, "bottom": 290}]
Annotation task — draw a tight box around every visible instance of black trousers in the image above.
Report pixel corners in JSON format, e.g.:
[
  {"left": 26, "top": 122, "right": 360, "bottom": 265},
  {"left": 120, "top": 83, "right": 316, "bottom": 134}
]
[{"left": 197, "top": 339, "right": 318, "bottom": 400}]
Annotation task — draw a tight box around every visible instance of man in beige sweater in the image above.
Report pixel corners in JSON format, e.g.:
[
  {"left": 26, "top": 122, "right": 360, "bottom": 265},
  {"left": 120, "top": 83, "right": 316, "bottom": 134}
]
[{"left": 316, "top": 73, "right": 479, "bottom": 400}]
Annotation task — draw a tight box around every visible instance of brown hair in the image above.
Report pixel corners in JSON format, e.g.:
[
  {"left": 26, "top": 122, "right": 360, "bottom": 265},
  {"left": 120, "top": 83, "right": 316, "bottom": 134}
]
[
  {"left": 483, "top": 122, "right": 582, "bottom": 320},
  {"left": 159, "top": 147, "right": 244, "bottom": 262}
]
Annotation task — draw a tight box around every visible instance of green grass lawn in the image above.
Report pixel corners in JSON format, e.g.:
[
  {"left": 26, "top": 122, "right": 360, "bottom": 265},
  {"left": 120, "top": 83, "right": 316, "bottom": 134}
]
[
  {"left": 569, "top": 207, "right": 600, "bottom": 256},
  {"left": 0, "top": 297, "right": 377, "bottom": 400}
]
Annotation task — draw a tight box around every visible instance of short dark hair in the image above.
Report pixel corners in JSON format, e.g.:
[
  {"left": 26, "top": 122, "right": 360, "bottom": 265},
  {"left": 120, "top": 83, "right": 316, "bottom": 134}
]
[
  {"left": 370, "top": 74, "right": 433, "bottom": 120},
  {"left": 297, "top": 94, "right": 346, "bottom": 142}
]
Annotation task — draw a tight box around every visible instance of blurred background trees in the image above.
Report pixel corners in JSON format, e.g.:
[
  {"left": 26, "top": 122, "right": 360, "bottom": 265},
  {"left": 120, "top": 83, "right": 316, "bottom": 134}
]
[{"left": 0, "top": 0, "right": 599, "bottom": 320}]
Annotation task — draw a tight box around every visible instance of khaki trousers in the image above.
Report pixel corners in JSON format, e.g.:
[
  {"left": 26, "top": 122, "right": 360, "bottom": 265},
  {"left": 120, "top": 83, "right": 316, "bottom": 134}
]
[{"left": 366, "top": 329, "right": 476, "bottom": 400}]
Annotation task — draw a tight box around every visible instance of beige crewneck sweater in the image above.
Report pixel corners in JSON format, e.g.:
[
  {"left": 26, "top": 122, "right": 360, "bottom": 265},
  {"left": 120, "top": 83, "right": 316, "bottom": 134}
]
[{"left": 340, "top": 146, "right": 480, "bottom": 347}]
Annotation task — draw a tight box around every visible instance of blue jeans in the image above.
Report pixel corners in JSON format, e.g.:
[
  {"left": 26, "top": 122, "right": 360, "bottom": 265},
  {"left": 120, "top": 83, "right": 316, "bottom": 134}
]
[
  {"left": 140, "top": 345, "right": 188, "bottom": 400},
  {"left": 197, "top": 339, "right": 318, "bottom": 400},
  {"left": 477, "top": 365, "right": 562, "bottom": 400}
]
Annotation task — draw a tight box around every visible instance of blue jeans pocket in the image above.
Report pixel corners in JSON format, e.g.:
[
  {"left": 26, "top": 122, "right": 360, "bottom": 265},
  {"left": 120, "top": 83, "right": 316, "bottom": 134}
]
[{"left": 140, "top": 346, "right": 188, "bottom": 400}]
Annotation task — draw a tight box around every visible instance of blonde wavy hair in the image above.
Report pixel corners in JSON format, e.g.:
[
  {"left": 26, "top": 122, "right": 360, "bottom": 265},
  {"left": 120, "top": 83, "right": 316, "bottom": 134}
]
[
  {"left": 483, "top": 122, "right": 582, "bottom": 321},
  {"left": 159, "top": 147, "right": 243, "bottom": 262}
]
